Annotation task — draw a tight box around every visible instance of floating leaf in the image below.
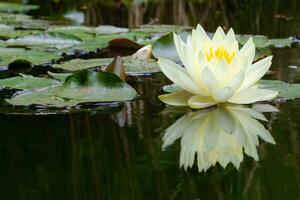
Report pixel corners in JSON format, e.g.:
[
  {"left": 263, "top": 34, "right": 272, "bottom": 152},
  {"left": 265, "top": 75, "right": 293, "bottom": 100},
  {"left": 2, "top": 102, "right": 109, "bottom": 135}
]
[
  {"left": 47, "top": 71, "right": 71, "bottom": 82},
  {"left": 4, "top": 70, "right": 137, "bottom": 107},
  {"left": 0, "top": 2, "right": 39, "bottom": 13},
  {"left": 162, "top": 80, "right": 300, "bottom": 101},
  {"left": 0, "top": 48, "right": 61, "bottom": 66},
  {"left": 52, "top": 57, "right": 160, "bottom": 75},
  {"left": 48, "top": 26, "right": 95, "bottom": 40},
  {"left": 268, "top": 38, "right": 293, "bottom": 48},
  {"left": 0, "top": 74, "right": 60, "bottom": 90},
  {"left": 6, "top": 32, "right": 82, "bottom": 49},
  {"left": 86, "top": 25, "right": 129, "bottom": 35},
  {"left": 133, "top": 24, "right": 191, "bottom": 33},
  {"left": 236, "top": 35, "right": 269, "bottom": 48},
  {"left": 258, "top": 80, "right": 300, "bottom": 100},
  {"left": 152, "top": 32, "right": 189, "bottom": 63},
  {"left": 55, "top": 70, "right": 137, "bottom": 102},
  {"left": 6, "top": 86, "right": 83, "bottom": 107}
]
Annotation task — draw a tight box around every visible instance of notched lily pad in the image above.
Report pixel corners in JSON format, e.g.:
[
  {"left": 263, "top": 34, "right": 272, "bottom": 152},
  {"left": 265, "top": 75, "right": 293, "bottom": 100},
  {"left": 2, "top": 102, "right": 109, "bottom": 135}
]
[
  {"left": 4, "top": 70, "right": 137, "bottom": 107},
  {"left": 0, "top": 48, "right": 61, "bottom": 66},
  {"left": 258, "top": 80, "right": 300, "bottom": 100},
  {"left": 0, "top": 74, "right": 60, "bottom": 90},
  {"left": 6, "top": 32, "right": 82, "bottom": 49},
  {"left": 6, "top": 86, "right": 83, "bottom": 107},
  {"left": 55, "top": 70, "right": 137, "bottom": 102}
]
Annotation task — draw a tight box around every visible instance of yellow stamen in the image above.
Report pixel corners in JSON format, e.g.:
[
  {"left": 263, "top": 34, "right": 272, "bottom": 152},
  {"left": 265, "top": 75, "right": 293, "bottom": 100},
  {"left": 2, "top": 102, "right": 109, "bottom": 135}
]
[{"left": 205, "top": 46, "right": 236, "bottom": 64}]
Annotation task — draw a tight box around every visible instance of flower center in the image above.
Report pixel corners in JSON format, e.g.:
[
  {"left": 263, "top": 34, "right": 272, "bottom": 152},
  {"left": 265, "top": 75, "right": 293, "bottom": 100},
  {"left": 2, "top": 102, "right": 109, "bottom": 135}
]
[{"left": 205, "top": 46, "right": 236, "bottom": 64}]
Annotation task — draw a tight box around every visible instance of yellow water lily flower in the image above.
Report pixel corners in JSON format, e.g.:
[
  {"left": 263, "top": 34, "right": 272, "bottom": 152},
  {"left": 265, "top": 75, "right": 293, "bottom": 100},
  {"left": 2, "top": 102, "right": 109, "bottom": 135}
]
[
  {"left": 158, "top": 25, "right": 279, "bottom": 109},
  {"left": 162, "top": 104, "right": 277, "bottom": 172}
]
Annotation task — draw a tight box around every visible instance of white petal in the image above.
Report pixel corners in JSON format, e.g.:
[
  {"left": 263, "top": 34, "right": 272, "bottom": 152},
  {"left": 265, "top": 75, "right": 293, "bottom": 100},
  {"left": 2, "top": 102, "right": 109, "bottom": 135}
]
[
  {"left": 192, "top": 24, "right": 208, "bottom": 52},
  {"left": 212, "top": 60, "right": 230, "bottom": 84},
  {"left": 252, "top": 104, "right": 279, "bottom": 113},
  {"left": 239, "top": 38, "right": 255, "bottom": 67},
  {"left": 158, "top": 90, "right": 193, "bottom": 106},
  {"left": 201, "top": 67, "right": 219, "bottom": 92},
  {"left": 212, "top": 87, "right": 234, "bottom": 102},
  {"left": 227, "top": 70, "right": 245, "bottom": 91},
  {"left": 158, "top": 58, "right": 206, "bottom": 95},
  {"left": 188, "top": 95, "right": 217, "bottom": 109},
  {"left": 228, "top": 88, "right": 279, "bottom": 104},
  {"left": 238, "top": 56, "right": 273, "bottom": 91},
  {"left": 212, "top": 27, "right": 225, "bottom": 48},
  {"left": 224, "top": 28, "right": 236, "bottom": 48}
]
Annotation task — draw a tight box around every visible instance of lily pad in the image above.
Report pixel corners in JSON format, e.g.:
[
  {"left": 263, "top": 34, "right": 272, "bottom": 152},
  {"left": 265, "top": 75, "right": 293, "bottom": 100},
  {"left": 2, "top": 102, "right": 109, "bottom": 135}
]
[
  {"left": 0, "top": 48, "right": 61, "bottom": 66},
  {"left": 4, "top": 69, "right": 137, "bottom": 107},
  {"left": 86, "top": 25, "right": 129, "bottom": 35},
  {"left": 0, "top": 2, "right": 39, "bottom": 13},
  {"left": 258, "top": 80, "right": 300, "bottom": 100},
  {"left": 162, "top": 80, "right": 300, "bottom": 101},
  {"left": 236, "top": 35, "right": 269, "bottom": 48},
  {"left": 48, "top": 26, "right": 95, "bottom": 40},
  {"left": 52, "top": 57, "right": 160, "bottom": 75},
  {"left": 55, "top": 70, "right": 137, "bottom": 102},
  {"left": 6, "top": 86, "right": 83, "bottom": 107},
  {"left": 133, "top": 24, "right": 192, "bottom": 33},
  {"left": 6, "top": 32, "right": 82, "bottom": 49},
  {"left": 0, "top": 74, "right": 60, "bottom": 90}
]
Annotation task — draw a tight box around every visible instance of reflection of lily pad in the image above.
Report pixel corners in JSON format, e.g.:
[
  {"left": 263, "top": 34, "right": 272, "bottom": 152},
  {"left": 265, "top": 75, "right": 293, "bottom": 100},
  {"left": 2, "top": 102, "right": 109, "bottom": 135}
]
[
  {"left": 55, "top": 70, "right": 137, "bottom": 102},
  {"left": 53, "top": 57, "right": 160, "bottom": 75},
  {"left": 162, "top": 80, "right": 300, "bottom": 101},
  {"left": 0, "top": 48, "right": 61, "bottom": 66},
  {"left": 0, "top": 2, "right": 39, "bottom": 13},
  {"left": 0, "top": 74, "right": 60, "bottom": 90}
]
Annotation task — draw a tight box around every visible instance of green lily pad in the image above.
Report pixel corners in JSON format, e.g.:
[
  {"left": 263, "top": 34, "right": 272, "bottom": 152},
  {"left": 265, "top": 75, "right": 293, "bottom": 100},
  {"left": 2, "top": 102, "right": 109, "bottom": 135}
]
[
  {"left": 55, "top": 70, "right": 137, "bottom": 102},
  {"left": 52, "top": 57, "right": 160, "bottom": 75},
  {"left": 6, "top": 32, "right": 82, "bottom": 49},
  {"left": 133, "top": 24, "right": 192, "bottom": 33},
  {"left": 162, "top": 80, "right": 300, "bottom": 101},
  {"left": 236, "top": 35, "right": 269, "bottom": 48},
  {"left": 0, "top": 2, "right": 39, "bottom": 13},
  {"left": 258, "top": 80, "right": 300, "bottom": 100},
  {"left": 268, "top": 38, "right": 293, "bottom": 48},
  {"left": 6, "top": 86, "right": 84, "bottom": 107},
  {"left": 0, "top": 48, "right": 61, "bottom": 66},
  {"left": 48, "top": 26, "right": 95, "bottom": 40},
  {"left": 86, "top": 25, "right": 129, "bottom": 35},
  {"left": 47, "top": 71, "right": 71, "bottom": 82},
  {"left": 4, "top": 70, "right": 137, "bottom": 107},
  {"left": 0, "top": 74, "right": 60, "bottom": 90},
  {"left": 0, "top": 24, "right": 43, "bottom": 39}
]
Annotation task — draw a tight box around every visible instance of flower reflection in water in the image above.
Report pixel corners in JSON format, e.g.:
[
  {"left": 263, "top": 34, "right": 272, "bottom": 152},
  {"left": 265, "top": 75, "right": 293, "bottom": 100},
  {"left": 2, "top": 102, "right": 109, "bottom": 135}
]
[{"left": 162, "top": 104, "right": 278, "bottom": 172}]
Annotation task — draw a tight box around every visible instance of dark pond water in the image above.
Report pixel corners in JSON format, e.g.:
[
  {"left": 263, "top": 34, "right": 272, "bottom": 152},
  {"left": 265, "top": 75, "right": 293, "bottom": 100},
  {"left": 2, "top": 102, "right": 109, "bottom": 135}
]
[{"left": 1, "top": 0, "right": 300, "bottom": 199}]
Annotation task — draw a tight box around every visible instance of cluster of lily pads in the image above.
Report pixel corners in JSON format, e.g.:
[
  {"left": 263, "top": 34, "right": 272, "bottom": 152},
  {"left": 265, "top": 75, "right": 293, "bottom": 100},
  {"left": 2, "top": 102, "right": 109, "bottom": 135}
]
[{"left": 0, "top": 2, "right": 299, "bottom": 109}]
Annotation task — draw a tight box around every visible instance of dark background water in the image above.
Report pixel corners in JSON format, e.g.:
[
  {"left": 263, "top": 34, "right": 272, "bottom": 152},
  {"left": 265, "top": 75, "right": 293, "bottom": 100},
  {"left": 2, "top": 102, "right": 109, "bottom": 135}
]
[{"left": 0, "top": 0, "right": 300, "bottom": 199}]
